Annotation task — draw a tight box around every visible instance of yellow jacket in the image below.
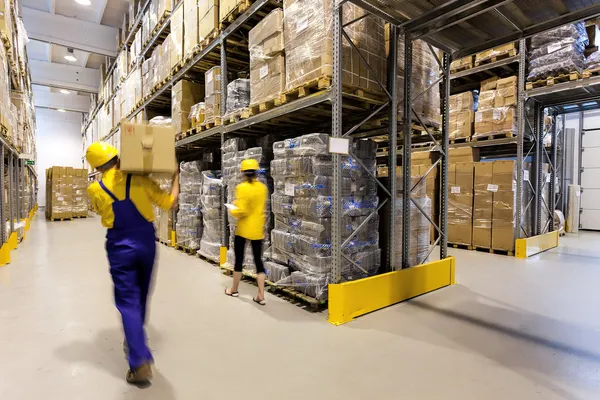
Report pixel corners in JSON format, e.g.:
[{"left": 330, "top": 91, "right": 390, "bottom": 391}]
[
  {"left": 231, "top": 179, "right": 268, "bottom": 240},
  {"left": 88, "top": 168, "right": 174, "bottom": 228}
]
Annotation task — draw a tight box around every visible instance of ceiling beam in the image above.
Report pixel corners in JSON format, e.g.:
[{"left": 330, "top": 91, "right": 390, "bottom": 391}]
[
  {"left": 30, "top": 60, "right": 100, "bottom": 93},
  {"left": 22, "top": 6, "right": 117, "bottom": 57},
  {"left": 33, "top": 87, "right": 91, "bottom": 113}
]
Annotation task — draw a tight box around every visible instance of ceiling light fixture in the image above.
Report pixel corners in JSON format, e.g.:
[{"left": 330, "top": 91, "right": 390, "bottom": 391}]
[
  {"left": 64, "top": 48, "right": 77, "bottom": 62},
  {"left": 57, "top": 109, "right": 66, "bottom": 113},
  {"left": 60, "top": 89, "right": 70, "bottom": 94},
  {"left": 75, "top": 0, "right": 91, "bottom": 5}
]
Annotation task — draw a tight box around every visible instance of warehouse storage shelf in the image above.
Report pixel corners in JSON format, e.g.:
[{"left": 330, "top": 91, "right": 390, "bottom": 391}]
[
  {"left": 525, "top": 74, "right": 600, "bottom": 105},
  {"left": 450, "top": 55, "right": 519, "bottom": 94}
]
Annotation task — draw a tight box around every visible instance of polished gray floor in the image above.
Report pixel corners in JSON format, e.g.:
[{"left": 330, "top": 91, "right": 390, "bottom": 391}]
[{"left": 1, "top": 215, "right": 600, "bottom": 399}]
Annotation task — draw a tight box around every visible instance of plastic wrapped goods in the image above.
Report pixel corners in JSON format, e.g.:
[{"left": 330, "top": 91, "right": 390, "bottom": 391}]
[
  {"left": 528, "top": 23, "right": 588, "bottom": 81},
  {"left": 397, "top": 39, "right": 441, "bottom": 128},
  {"left": 198, "top": 170, "right": 223, "bottom": 262},
  {"left": 283, "top": 0, "right": 386, "bottom": 93},
  {"left": 267, "top": 133, "right": 381, "bottom": 298},
  {"left": 394, "top": 196, "right": 431, "bottom": 267},
  {"left": 225, "top": 79, "right": 250, "bottom": 116},
  {"left": 176, "top": 162, "right": 203, "bottom": 249}
]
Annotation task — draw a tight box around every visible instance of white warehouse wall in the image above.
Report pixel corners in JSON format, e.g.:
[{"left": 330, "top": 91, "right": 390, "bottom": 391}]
[{"left": 35, "top": 108, "right": 84, "bottom": 206}]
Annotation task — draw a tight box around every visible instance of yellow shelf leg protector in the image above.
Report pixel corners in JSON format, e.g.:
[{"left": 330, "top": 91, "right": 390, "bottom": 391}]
[
  {"left": 170, "top": 230, "right": 176, "bottom": 247},
  {"left": 8, "top": 232, "right": 18, "bottom": 250},
  {"left": 220, "top": 247, "right": 228, "bottom": 266},
  {"left": 0, "top": 243, "right": 10, "bottom": 266},
  {"left": 515, "top": 230, "right": 559, "bottom": 259},
  {"left": 328, "top": 257, "right": 456, "bottom": 325},
  {"left": 24, "top": 218, "right": 30, "bottom": 232}
]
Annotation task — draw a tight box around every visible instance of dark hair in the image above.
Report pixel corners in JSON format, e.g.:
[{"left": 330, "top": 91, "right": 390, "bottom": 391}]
[
  {"left": 244, "top": 170, "right": 257, "bottom": 180},
  {"left": 98, "top": 156, "right": 119, "bottom": 172}
]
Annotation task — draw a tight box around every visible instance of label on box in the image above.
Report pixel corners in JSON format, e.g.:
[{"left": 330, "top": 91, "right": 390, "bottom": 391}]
[
  {"left": 523, "top": 170, "right": 529, "bottom": 181},
  {"left": 451, "top": 186, "right": 461, "bottom": 194},
  {"left": 513, "top": 181, "right": 517, "bottom": 191},
  {"left": 296, "top": 17, "right": 309, "bottom": 34},
  {"left": 547, "top": 43, "right": 562, "bottom": 54},
  {"left": 57, "top": 197, "right": 64, "bottom": 201},
  {"left": 546, "top": 174, "right": 551, "bottom": 182},
  {"left": 475, "top": 112, "right": 483, "bottom": 122},
  {"left": 493, "top": 109, "right": 502, "bottom": 120},
  {"left": 487, "top": 184, "right": 498, "bottom": 192},
  {"left": 576, "top": 189, "right": 581, "bottom": 197},
  {"left": 285, "top": 182, "right": 295, "bottom": 196},
  {"left": 207, "top": 74, "right": 212, "bottom": 83},
  {"left": 259, "top": 65, "right": 269, "bottom": 79}
]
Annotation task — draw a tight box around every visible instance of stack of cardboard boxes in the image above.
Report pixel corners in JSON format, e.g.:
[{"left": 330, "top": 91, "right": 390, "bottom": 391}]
[
  {"left": 199, "top": 0, "right": 219, "bottom": 42},
  {"left": 205, "top": 66, "right": 221, "bottom": 124},
  {"left": 475, "top": 76, "right": 518, "bottom": 138},
  {"left": 71, "top": 169, "right": 89, "bottom": 218},
  {"left": 249, "top": 9, "right": 285, "bottom": 106},
  {"left": 183, "top": 0, "right": 198, "bottom": 57},
  {"left": 46, "top": 167, "right": 90, "bottom": 220},
  {"left": 449, "top": 92, "right": 475, "bottom": 140},
  {"left": 475, "top": 43, "right": 517, "bottom": 66},
  {"left": 283, "top": 0, "right": 386, "bottom": 94},
  {"left": 172, "top": 80, "right": 204, "bottom": 133},
  {"left": 473, "top": 160, "right": 516, "bottom": 251},
  {"left": 170, "top": 5, "right": 184, "bottom": 70}
]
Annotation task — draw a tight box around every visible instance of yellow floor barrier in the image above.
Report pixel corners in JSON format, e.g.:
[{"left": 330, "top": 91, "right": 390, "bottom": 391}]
[
  {"left": 515, "top": 231, "right": 559, "bottom": 259},
  {"left": 328, "top": 257, "right": 456, "bottom": 325}
]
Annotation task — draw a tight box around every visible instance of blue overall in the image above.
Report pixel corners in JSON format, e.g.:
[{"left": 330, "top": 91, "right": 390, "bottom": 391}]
[{"left": 99, "top": 174, "right": 155, "bottom": 369}]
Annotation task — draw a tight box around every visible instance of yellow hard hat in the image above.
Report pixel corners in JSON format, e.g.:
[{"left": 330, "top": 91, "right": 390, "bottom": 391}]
[
  {"left": 86, "top": 142, "right": 118, "bottom": 169},
  {"left": 241, "top": 158, "right": 260, "bottom": 171}
]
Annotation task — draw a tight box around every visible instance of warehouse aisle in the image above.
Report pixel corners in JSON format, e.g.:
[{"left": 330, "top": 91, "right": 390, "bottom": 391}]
[{"left": 2, "top": 216, "right": 600, "bottom": 400}]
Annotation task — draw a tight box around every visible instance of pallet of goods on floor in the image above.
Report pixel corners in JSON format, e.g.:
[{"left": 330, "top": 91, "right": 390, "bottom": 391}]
[{"left": 45, "top": 167, "right": 89, "bottom": 221}]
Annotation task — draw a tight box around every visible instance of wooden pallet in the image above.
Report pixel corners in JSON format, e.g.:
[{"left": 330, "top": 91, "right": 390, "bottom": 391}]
[
  {"left": 449, "top": 136, "right": 471, "bottom": 144},
  {"left": 219, "top": 0, "right": 253, "bottom": 29},
  {"left": 182, "top": 30, "right": 219, "bottom": 65},
  {"left": 199, "top": 118, "right": 221, "bottom": 130},
  {"left": 48, "top": 218, "right": 72, "bottom": 222},
  {"left": 220, "top": 264, "right": 327, "bottom": 311},
  {"left": 150, "top": 11, "right": 172, "bottom": 36},
  {"left": 471, "top": 131, "right": 516, "bottom": 142},
  {"left": 583, "top": 67, "right": 600, "bottom": 79},
  {"left": 221, "top": 110, "right": 248, "bottom": 125},
  {"left": 72, "top": 215, "right": 88, "bottom": 219},
  {"left": 197, "top": 252, "right": 220, "bottom": 266},
  {"left": 474, "top": 49, "right": 517, "bottom": 67},
  {"left": 449, "top": 243, "right": 474, "bottom": 251},
  {"left": 176, "top": 245, "right": 199, "bottom": 255},
  {"left": 450, "top": 64, "right": 473, "bottom": 74},
  {"left": 526, "top": 71, "right": 581, "bottom": 90},
  {"left": 474, "top": 246, "right": 514, "bottom": 257}
]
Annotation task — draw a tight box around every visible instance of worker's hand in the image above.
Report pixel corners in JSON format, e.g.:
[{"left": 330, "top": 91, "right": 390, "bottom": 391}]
[{"left": 172, "top": 169, "right": 179, "bottom": 181}]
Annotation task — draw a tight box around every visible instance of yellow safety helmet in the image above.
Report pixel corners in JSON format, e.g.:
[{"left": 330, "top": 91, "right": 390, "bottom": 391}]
[
  {"left": 86, "top": 142, "right": 118, "bottom": 169},
  {"left": 241, "top": 158, "right": 260, "bottom": 172}
]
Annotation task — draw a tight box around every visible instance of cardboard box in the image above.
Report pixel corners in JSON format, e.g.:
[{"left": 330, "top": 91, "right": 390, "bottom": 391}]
[
  {"left": 497, "top": 76, "right": 517, "bottom": 89},
  {"left": 473, "top": 162, "right": 493, "bottom": 248},
  {"left": 475, "top": 109, "right": 494, "bottom": 135},
  {"left": 449, "top": 147, "right": 480, "bottom": 163},
  {"left": 481, "top": 76, "right": 499, "bottom": 91},
  {"left": 183, "top": 0, "right": 198, "bottom": 56},
  {"left": 250, "top": 53, "right": 285, "bottom": 105},
  {"left": 492, "top": 190, "right": 516, "bottom": 221},
  {"left": 450, "top": 110, "right": 474, "bottom": 139},
  {"left": 450, "top": 56, "right": 473, "bottom": 71},
  {"left": 450, "top": 92, "right": 474, "bottom": 112},
  {"left": 219, "top": 0, "right": 237, "bottom": 21},
  {"left": 199, "top": 0, "right": 219, "bottom": 41},
  {"left": 493, "top": 106, "right": 517, "bottom": 133},
  {"left": 478, "top": 90, "right": 496, "bottom": 110},
  {"left": 205, "top": 66, "right": 221, "bottom": 97},
  {"left": 157, "top": 0, "right": 172, "bottom": 19},
  {"left": 172, "top": 80, "right": 204, "bottom": 132},
  {"left": 492, "top": 220, "right": 515, "bottom": 251},
  {"left": 249, "top": 9, "right": 285, "bottom": 58},
  {"left": 448, "top": 163, "right": 474, "bottom": 246},
  {"left": 492, "top": 160, "right": 516, "bottom": 192},
  {"left": 412, "top": 150, "right": 435, "bottom": 166},
  {"left": 170, "top": 5, "right": 184, "bottom": 69},
  {"left": 475, "top": 42, "right": 516, "bottom": 64},
  {"left": 120, "top": 123, "right": 177, "bottom": 176}
]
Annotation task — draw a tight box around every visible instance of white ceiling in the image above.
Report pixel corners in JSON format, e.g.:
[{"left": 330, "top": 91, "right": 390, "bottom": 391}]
[{"left": 24, "top": 0, "right": 129, "bottom": 111}]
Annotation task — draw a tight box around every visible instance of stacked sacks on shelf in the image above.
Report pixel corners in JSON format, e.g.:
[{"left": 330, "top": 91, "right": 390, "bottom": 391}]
[
  {"left": 528, "top": 22, "right": 589, "bottom": 81},
  {"left": 223, "top": 138, "right": 274, "bottom": 271},
  {"left": 176, "top": 161, "right": 203, "bottom": 250},
  {"left": 198, "top": 171, "right": 223, "bottom": 262},
  {"left": 266, "top": 133, "right": 381, "bottom": 300}
]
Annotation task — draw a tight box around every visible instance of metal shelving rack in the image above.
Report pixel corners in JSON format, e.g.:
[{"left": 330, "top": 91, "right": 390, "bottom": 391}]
[{"left": 87, "top": 0, "right": 600, "bottom": 278}]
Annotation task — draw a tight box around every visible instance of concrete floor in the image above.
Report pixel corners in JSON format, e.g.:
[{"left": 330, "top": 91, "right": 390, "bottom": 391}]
[{"left": 1, "top": 216, "right": 600, "bottom": 399}]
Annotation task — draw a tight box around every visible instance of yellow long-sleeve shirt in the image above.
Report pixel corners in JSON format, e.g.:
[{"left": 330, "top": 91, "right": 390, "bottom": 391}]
[
  {"left": 230, "top": 180, "right": 268, "bottom": 240},
  {"left": 88, "top": 168, "right": 174, "bottom": 229}
]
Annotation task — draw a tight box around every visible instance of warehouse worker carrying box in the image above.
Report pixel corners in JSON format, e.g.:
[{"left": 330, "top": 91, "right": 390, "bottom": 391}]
[{"left": 86, "top": 132, "right": 179, "bottom": 385}]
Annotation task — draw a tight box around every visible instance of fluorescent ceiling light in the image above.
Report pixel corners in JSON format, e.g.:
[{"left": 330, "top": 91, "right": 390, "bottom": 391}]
[
  {"left": 562, "top": 105, "right": 578, "bottom": 110},
  {"left": 64, "top": 48, "right": 77, "bottom": 62},
  {"left": 60, "top": 89, "right": 70, "bottom": 94},
  {"left": 582, "top": 102, "right": 598, "bottom": 107},
  {"left": 75, "top": 0, "right": 91, "bottom": 5},
  {"left": 57, "top": 109, "right": 66, "bottom": 112}
]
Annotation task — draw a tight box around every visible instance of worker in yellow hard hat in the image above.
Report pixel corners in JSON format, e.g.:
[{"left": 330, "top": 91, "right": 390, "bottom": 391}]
[
  {"left": 224, "top": 158, "right": 268, "bottom": 305},
  {"left": 85, "top": 142, "right": 179, "bottom": 384}
]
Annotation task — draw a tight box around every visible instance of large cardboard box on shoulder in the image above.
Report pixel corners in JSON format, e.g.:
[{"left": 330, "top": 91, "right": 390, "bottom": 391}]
[{"left": 119, "top": 123, "right": 177, "bottom": 177}]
